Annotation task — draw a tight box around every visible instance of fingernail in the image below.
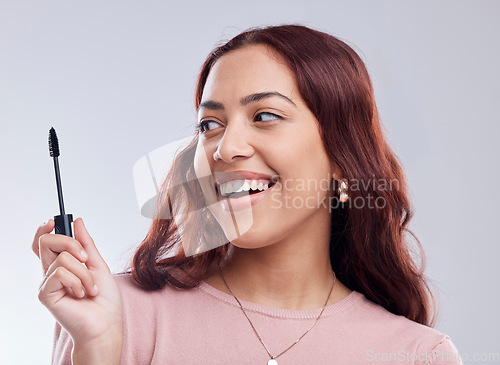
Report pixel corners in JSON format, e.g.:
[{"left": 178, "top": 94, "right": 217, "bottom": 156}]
[
  {"left": 93, "top": 284, "right": 99, "bottom": 294},
  {"left": 80, "top": 250, "right": 88, "bottom": 260}
]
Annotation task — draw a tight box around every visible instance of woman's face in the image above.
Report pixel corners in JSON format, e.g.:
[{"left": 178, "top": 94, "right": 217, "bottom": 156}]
[{"left": 194, "top": 44, "right": 337, "bottom": 250}]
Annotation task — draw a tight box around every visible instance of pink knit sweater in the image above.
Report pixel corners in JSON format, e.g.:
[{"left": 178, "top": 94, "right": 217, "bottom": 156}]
[{"left": 52, "top": 272, "right": 463, "bottom": 364}]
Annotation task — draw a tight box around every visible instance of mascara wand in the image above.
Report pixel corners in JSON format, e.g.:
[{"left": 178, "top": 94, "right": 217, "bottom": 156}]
[{"left": 48, "top": 127, "right": 73, "bottom": 237}]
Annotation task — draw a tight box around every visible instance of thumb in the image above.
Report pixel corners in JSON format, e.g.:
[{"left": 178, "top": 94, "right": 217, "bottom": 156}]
[{"left": 73, "top": 217, "right": 109, "bottom": 272}]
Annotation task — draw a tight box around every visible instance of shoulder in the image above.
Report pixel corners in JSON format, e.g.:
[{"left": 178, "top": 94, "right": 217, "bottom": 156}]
[
  {"left": 352, "top": 293, "right": 442, "bottom": 340},
  {"left": 352, "top": 292, "right": 463, "bottom": 364}
]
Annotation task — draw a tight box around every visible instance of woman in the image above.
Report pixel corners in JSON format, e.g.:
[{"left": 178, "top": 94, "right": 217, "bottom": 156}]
[{"left": 33, "top": 24, "right": 463, "bottom": 364}]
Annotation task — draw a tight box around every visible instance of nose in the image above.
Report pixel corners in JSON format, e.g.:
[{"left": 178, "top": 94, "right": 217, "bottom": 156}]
[{"left": 213, "top": 122, "right": 254, "bottom": 162}]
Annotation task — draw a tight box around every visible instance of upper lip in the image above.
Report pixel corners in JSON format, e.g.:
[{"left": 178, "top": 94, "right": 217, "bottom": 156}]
[{"left": 213, "top": 170, "right": 279, "bottom": 191}]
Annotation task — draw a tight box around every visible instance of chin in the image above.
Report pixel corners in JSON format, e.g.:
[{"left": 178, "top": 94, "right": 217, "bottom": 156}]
[
  {"left": 230, "top": 241, "right": 270, "bottom": 250},
  {"left": 228, "top": 231, "right": 273, "bottom": 250}
]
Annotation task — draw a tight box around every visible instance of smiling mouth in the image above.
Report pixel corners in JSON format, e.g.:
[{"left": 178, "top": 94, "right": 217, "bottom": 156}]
[{"left": 217, "top": 180, "right": 278, "bottom": 200}]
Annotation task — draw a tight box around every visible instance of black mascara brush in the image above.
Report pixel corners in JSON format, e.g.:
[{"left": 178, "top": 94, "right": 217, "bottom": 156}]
[{"left": 48, "top": 127, "right": 73, "bottom": 237}]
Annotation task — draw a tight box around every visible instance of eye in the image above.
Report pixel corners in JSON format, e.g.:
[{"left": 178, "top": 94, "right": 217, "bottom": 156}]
[
  {"left": 197, "top": 112, "right": 282, "bottom": 134},
  {"left": 255, "top": 112, "right": 282, "bottom": 122},
  {"left": 197, "top": 120, "right": 221, "bottom": 133}
]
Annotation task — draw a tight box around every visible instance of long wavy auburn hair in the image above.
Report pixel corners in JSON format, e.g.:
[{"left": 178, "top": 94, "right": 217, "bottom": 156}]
[{"left": 129, "top": 24, "right": 437, "bottom": 327}]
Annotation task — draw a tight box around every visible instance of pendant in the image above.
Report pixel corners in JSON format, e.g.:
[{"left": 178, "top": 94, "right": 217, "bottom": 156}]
[{"left": 268, "top": 359, "right": 278, "bottom": 365}]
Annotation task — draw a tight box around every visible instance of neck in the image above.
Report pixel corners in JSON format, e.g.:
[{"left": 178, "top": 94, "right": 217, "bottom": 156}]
[{"left": 204, "top": 208, "right": 352, "bottom": 310}]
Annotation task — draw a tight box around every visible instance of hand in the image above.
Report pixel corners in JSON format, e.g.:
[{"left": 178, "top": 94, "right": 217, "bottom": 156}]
[{"left": 33, "top": 218, "right": 123, "bottom": 349}]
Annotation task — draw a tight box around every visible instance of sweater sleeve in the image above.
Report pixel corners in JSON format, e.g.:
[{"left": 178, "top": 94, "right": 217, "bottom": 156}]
[
  {"left": 426, "top": 336, "right": 463, "bottom": 365},
  {"left": 51, "top": 321, "right": 73, "bottom": 365}
]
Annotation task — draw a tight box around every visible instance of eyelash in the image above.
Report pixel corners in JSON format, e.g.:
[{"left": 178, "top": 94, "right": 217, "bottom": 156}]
[{"left": 196, "top": 112, "right": 282, "bottom": 134}]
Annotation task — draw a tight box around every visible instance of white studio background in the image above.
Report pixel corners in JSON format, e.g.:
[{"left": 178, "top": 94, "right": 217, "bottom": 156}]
[{"left": 1, "top": 1, "right": 499, "bottom": 364}]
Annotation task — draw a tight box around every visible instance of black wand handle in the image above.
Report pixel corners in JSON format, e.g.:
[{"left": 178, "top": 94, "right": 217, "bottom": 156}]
[{"left": 54, "top": 213, "right": 73, "bottom": 236}]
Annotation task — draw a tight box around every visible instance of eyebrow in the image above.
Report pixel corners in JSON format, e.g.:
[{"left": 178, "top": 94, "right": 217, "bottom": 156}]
[{"left": 197, "top": 91, "right": 296, "bottom": 113}]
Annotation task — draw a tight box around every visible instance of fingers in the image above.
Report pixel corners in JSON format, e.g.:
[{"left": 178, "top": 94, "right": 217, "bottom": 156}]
[
  {"left": 39, "top": 231, "right": 88, "bottom": 275},
  {"left": 32, "top": 219, "right": 55, "bottom": 258},
  {"left": 38, "top": 266, "right": 83, "bottom": 302},
  {"left": 73, "top": 218, "right": 109, "bottom": 272},
  {"left": 38, "top": 266, "right": 97, "bottom": 304},
  {"left": 41, "top": 251, "right": 99, "bottom": 298}
]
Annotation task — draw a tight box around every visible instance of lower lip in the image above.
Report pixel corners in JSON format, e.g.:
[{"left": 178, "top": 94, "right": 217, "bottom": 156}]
[{"left": 220, "top": 183, "right": 276, "bottom": 211}]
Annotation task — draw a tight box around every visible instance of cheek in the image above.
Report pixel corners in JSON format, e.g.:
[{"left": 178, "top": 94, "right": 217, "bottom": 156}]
[
  {"left": 272, "top": 129, "right": 323, "bottom": 175},
  {"left": 271, "top": 131, "right": 331, "bottom": 197}
]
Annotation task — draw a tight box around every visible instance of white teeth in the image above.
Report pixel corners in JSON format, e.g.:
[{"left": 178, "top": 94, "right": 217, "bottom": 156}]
[
  {"left": 219, "top": 179, "right": 271, "bottom": 196},
  {"left": 224, "top": 182, "right": 232, "bottom": 196}
]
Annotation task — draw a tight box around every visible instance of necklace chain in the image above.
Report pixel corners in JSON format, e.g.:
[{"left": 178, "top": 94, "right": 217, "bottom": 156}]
[{"left": 218, "top": 266, "right": 336, "bottom": 362}]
